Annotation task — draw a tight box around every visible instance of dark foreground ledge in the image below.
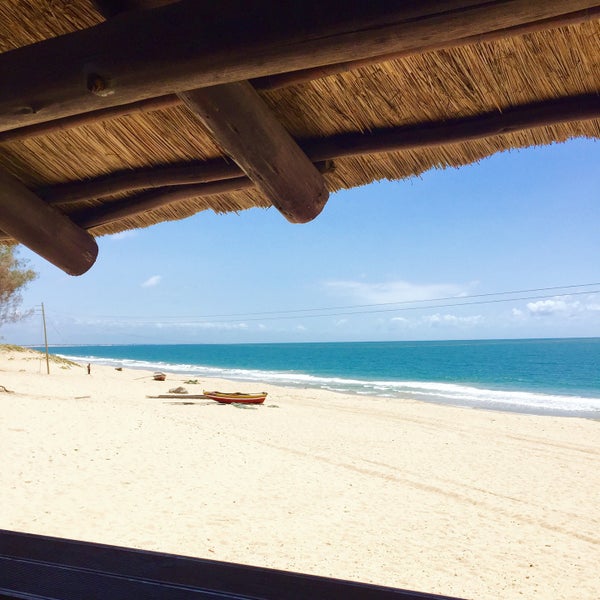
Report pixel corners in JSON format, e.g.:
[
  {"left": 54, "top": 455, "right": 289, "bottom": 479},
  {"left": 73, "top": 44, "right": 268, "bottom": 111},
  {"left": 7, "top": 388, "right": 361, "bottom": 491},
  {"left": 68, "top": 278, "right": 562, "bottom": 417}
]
[{"left": 0, "top": 529, "right": 462, "bottom": 599}]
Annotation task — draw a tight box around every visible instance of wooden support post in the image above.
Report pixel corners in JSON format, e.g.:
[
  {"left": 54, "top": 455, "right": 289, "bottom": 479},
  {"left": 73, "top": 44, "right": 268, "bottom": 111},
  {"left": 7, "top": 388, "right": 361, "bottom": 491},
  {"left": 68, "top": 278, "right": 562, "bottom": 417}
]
[
  {"left": 0, "top": 0, "right": 598, "bottom": 132},
  {"left": 0, "top": 170, "right": 98, "bottom": 275},
  {"left": 41, "top": 302, "right": 50, "bottom": 375},
  {"left": 180, "top": 83, "right": 329, "bottom": 223}
]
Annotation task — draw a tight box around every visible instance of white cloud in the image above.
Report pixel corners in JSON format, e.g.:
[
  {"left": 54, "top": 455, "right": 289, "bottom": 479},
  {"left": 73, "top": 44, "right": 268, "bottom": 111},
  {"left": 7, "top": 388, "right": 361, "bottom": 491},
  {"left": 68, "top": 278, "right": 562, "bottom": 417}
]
[
  {"left": 422, "top": 313, "right": 483, "bottom": 326},
  {"left": 323, "top": 279, "right": 470, "bottom": 304},
  {"left": 141, "top": 275, "right": 161, "bottom": 288},
  {"left": 388, "top": 313, "right": 483, "bottom": 329},
  {"left": 158, "top": 321, "right": 248, "bottom": 330},
  {"left": 390, "top": 316, "right": 410, "bottom": 326},
  {"left": 523, "top": 294, "right": 600, "bottom": 318},
  {"left": 526, "top": 299, "right": 573, "bottom": 315},
  {"left": 68, "top": 315, "right": 249, "bottom": 331}
]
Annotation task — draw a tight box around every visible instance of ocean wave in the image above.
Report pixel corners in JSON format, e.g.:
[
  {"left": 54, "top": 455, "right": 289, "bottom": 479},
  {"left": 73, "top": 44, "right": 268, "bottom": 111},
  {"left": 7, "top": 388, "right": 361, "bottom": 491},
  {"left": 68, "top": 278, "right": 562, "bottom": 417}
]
[{"left": 59, "top": 353, "right": 600, "bottom": 417}]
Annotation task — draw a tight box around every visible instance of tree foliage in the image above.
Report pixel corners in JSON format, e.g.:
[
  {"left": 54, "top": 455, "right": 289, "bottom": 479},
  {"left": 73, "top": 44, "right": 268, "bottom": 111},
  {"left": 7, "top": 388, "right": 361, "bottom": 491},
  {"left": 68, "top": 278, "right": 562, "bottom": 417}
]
[{"left": 0, "top": 246, "right": 36, "bottom": 325}]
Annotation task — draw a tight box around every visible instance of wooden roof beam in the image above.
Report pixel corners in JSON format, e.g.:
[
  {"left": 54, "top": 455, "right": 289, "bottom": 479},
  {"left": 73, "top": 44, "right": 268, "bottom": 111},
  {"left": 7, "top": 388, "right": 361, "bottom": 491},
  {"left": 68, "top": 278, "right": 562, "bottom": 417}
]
[
  {"left": 0, "top": 0, "right": 598, "bottom": 133},
  {"left": 72, "top": 160, "right": 334, "bottom": 231},
  {"left": 0, "top": 96, "right": 180, "bottom": 143},
  {"left": 94, "top": 0, "right": 328, "bottom": 223},
  {"left": 0, "top": 169, "right": 98, "bottom": 274},
  {"left": 254, "top": 6, "right": 600, "bottom": 90},
  {"left": 37, "top": 93, "right": 600, "bottom": 207},
  {"left": 179, "top": 83, "right": 329, "bottom": 223},
  {"left": 2, "top": 5, "right": 598, "bottom": 145},
  {"left": 41, "top": 158, "right": 243, "bottom": 205},
  {"left": 93, "top": 0, "right": 174, "bottom": 17},
  {"left": 77, "top": 177, "right": 253, "bottom": 230},
  {"left": 0, "top": 92, "right": 596, "bottom": 241}
]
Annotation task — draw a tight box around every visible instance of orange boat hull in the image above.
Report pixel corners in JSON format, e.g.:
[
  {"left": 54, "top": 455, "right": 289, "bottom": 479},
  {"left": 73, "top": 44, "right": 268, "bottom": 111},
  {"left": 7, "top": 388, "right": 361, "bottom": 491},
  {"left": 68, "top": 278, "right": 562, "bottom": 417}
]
[{"left": 203, "top": 391, "right": 267, "bottom": 405}]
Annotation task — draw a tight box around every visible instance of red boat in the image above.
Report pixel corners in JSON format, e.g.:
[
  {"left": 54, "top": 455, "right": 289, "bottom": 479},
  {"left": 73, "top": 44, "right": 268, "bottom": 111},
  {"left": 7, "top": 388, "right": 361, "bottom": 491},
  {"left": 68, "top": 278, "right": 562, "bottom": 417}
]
[{"left": 203, "top": 391, "right": 267, "bottom": 405}]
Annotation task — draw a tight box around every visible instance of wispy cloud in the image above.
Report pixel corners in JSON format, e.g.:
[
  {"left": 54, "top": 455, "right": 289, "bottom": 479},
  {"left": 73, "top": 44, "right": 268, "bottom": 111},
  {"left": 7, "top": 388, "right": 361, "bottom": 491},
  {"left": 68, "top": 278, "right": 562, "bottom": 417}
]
[
  {"left": 422, "top": 313, "right": 483, "bottom": 326},
  {"left": 323, "top": 279, "right": 470, "bottom": 304},
  {"left": 141, "top": 275, "right": 161, "bottom": 288},
  {"left": 154, "top": 321, "right": 248, "bottom": 331},
  {"left": 389, "top": 313, "right": 483, "bottom": 328},
  {"left": 66, "top": 314, "right": 250, "bottom": 331},
  {"left": 390, "top": 316, "right": 409, "bottom": 324}
]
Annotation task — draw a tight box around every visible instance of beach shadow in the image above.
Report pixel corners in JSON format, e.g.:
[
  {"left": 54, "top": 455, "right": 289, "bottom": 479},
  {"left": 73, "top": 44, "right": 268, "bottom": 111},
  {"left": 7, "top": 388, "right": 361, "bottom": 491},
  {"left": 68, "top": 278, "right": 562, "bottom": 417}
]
[{"left": 165, "top": 401, "right": 214, "bottom": 406}]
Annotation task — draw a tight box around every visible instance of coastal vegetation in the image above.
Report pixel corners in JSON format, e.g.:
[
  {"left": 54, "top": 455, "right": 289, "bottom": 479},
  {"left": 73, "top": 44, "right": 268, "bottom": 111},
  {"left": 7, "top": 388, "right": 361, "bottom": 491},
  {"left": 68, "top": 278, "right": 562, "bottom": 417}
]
[
  {"left": 0, "top": 343, "right": 79, "bottom": 368},
  {"left": 0, "top": 247, "right": 36, "bottom": 327}
]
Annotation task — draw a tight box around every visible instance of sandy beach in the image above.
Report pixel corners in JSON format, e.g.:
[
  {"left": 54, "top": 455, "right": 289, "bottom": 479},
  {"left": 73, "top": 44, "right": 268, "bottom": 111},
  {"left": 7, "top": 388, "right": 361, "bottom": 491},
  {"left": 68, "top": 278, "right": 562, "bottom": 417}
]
[{"left": 1, "top": 346, "right": 598, "bottom": 599}]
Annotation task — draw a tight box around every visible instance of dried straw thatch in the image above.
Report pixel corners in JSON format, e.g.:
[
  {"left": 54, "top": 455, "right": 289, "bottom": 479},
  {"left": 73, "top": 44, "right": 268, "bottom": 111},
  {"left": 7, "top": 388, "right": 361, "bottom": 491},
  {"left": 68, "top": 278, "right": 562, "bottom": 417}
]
[{"left": 0, "top": 1, "right": 598, "bottom": 239}]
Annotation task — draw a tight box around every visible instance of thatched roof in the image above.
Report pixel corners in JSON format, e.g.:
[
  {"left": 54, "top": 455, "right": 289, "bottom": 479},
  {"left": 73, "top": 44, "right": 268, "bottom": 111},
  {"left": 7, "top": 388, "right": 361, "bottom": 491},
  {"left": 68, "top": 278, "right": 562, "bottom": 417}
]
[{"left": 0, "top": 1, "right": 598, "bottom": 273}]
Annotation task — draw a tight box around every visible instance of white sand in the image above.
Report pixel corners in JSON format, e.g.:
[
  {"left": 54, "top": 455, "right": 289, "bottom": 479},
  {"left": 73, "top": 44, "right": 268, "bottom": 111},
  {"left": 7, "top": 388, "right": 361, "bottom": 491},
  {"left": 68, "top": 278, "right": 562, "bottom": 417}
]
[{"left": 1, "top": 347, "right": 599, "bottom": 599}]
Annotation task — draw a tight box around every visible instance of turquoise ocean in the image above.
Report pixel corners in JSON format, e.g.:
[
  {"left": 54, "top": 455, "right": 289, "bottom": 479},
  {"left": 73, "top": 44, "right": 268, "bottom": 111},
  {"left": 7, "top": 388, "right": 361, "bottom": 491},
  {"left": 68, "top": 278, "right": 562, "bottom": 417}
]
[{"left": 49, "top": 338, "right": 600, "bottom": 418}]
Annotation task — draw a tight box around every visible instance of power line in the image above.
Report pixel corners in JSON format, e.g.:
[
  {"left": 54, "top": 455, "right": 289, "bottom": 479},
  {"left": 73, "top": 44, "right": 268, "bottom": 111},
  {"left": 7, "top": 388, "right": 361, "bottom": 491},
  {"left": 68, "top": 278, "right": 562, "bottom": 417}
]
[
  {"left": 196, "top": 281, "right": 600, "bottom": 318},
  {"left": 45, "top": 281, "right": 600, "bottom": 320},
  {"left": 154, "top": 289, "right": 600, "bottom": 322},
  {"left": 43, "top": 286, "right": 600, "bottom": 324}
]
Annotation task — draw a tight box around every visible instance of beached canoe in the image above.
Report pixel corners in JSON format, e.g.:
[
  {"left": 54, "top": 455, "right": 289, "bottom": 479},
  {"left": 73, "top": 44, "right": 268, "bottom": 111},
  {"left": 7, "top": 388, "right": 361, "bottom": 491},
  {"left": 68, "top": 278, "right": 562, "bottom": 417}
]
[{"left": 203, "top": 391, "right": 267, "bottom": 405}]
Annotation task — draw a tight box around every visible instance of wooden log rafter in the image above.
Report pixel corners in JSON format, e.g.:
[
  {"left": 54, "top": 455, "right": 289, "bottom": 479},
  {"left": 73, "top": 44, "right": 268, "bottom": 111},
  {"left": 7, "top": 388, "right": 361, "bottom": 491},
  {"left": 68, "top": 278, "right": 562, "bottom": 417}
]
[
  {"left": 0, "top": 0, "right": 598, "bottom": 134},
  {"left": 0, "top": 91, "right": 597, "bottom": 243},
  {"left": 0, "top": 170, "right": 98, "bottom": 274},
  {"left": 252, "top": 6, "right": 600, "bottom": 92},
  {"left": 94, "top": 0, "right": 329, "bottom": 225},
  {"left": 0, "top": 95, "right": 180, "bottom": 143},
  {"left": 41, "top": 158, "right": 244, "bottom": 204},
  {"left": 0, "top": 91, "right": 597, "bottom": 242},
  {"left": 35, "top": 93, "right": 600, "bottom": 207},
  {"left": 0, "top": 1, "right": 598, "bottom": 253},
  {"left": 93, "top": 0, "right": 175, "bottom": 17},
  {"left": 73, "top": 160, "right": 335, "bottom": 230},
  {"left": 76, "top": 177, "right": 253, "bottom": 230},
  {"left": 178, "top": 83, "right": 329, "bottom": 223},
  {"left": 1, "top": 5, "right": 598, "bottom": 144}
]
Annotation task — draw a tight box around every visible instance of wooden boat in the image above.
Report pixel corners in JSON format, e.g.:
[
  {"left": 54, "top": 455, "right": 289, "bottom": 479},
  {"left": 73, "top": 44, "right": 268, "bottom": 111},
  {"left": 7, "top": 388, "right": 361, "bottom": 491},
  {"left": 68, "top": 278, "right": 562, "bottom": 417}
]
[{"left": 203, "top": 391, "right": 267, "bottom": 405}]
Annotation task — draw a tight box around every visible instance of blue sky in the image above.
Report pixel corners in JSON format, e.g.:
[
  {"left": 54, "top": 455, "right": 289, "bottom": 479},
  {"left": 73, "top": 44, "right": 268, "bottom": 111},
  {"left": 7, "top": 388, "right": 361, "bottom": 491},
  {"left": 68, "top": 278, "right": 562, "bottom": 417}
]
[{"left": 2, "top": 137, "right": 599, "bottom": 345}]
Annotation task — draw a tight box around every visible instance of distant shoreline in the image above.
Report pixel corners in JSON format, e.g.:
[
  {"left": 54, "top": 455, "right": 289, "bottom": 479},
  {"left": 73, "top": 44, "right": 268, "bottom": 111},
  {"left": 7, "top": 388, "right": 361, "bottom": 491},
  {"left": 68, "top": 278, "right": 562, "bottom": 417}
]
[{"left": 46, "top": 339, "right": 600, "bottom": 419}]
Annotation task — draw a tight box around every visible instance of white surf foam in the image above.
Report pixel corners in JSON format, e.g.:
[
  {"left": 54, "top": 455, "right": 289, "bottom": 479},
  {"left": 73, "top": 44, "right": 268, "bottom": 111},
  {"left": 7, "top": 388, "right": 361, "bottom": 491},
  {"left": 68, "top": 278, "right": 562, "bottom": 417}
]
[{"left": 60, "top": 354, "right": 600, "bottom": 416}]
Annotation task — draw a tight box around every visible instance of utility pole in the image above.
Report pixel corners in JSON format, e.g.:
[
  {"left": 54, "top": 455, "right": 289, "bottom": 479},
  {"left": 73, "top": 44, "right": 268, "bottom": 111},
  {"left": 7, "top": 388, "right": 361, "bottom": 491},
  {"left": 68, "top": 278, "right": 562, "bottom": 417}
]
[{"left": 41, "top": 302, "right": 50, "bottom": 375}]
